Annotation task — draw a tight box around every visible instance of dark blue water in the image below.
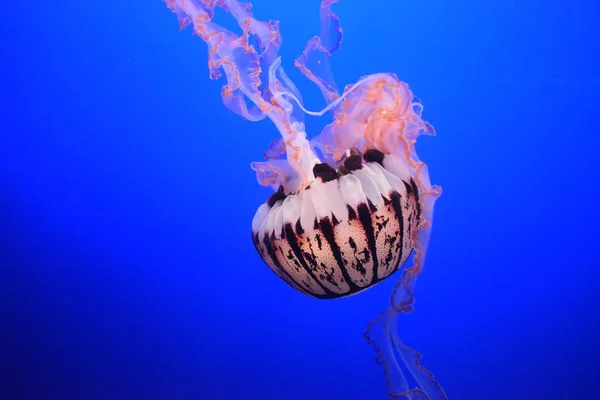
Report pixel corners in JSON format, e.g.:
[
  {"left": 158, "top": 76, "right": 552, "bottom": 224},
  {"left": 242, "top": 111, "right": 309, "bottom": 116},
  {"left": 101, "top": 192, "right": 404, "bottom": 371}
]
[{"left": 2, "top": 1, "right": 599, "bottom": 399}]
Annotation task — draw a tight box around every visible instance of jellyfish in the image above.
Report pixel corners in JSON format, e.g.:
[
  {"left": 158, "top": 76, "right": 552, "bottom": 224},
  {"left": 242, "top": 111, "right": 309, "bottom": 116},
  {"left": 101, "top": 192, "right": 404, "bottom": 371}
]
[{"left": 164, "top": 0, "right": 447, "bottom": 398}]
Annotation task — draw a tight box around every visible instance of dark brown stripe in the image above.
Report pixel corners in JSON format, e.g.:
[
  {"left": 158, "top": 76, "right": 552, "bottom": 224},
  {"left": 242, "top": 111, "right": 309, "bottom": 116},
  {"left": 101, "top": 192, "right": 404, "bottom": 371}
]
[
  {"left": 259, "top": 232, "right": 310, "bottom": 296},
  {"left": 410, "top": 178, "right": 421, "bottom": 218},
  {"left": 347, "top": 204, "right": 357, "bottom": 220},
  {"left": 367, "top": 199, "right": 377, "bottom": 213},
  {"left": 403, "top": 180, "right": 413, "bottom": 195},
  {"left": 389, "top": 191, "right": 405, "bottom": 274},
  {"left": 283, "top": 223, "right": 334, "bottom": 297},
  {"left": 267, "top": 186, "right": 287, "bottom": 207},
  {"left": 319, "top": 217, "right": 360, "bottom": 293},
  {"left": 331, "top": 213, "right": 340, "bottom": 226},
  {"left": 357, "top": 203, "right": 380, "bottom": 283}
]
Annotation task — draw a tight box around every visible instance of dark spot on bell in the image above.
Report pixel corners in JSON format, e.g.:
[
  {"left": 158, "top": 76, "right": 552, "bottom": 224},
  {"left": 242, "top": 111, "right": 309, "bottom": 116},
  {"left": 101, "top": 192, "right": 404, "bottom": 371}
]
[
  {"left": 315, "top": 233, "right": 323, "bottom": 250},
  {"left": 363, "top": 149, "right": 385, "bottom": 165},
  {"left": 344, "top": 154, "right": 363, "bottom": 171},
  {"left": 338, "top": 164, "right": 351, "bottom": 176},
  {"left": 313, "top": 162, "right": 339, "bottom": 182},
  {"left": 267, "top": 186, "right": 287, "bottom": 207}
]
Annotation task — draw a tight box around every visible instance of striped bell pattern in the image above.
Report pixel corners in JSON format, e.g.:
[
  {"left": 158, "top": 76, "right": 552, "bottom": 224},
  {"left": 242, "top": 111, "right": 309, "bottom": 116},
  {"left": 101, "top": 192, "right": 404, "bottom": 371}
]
[{"left": 251, "top": 148, "right": 421, "bottom": 299}]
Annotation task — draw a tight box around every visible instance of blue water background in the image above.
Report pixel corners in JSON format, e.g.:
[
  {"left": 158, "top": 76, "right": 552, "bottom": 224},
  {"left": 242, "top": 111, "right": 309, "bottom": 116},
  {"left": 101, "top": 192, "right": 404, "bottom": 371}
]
[{"left": 1, "top": 1, "right": 599, "bottom": 399}]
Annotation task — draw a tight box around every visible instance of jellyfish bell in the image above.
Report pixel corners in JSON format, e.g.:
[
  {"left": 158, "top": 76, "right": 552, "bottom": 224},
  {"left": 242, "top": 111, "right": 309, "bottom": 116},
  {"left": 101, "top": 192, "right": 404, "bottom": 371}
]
[
  {"left": 251, "top": 147, "right": 422, "bottom": 299},
  {"left": 250, "top": 72, "right": 439, "bottom": 303}
]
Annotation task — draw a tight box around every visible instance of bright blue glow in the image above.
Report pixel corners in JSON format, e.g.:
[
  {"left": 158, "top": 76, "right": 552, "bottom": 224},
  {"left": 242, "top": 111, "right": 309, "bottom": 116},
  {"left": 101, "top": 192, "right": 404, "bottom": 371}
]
[{"left": 1, "top": 1, "right": 600, "bottom": 399}]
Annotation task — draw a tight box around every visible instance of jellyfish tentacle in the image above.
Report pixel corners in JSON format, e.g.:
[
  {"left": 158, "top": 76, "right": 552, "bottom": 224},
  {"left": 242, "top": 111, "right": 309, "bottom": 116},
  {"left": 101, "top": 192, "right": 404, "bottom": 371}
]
[
  {"left": 366, "top": 301, "right": 448, "bottom": 400},
  {"left": 166, "top": 0, "right": 322, "bottom": 192},
  {"left": 365, "top": 309, "right": 413, "bottom": 398},
  {"left": 389, "top": 315, "right": 448, "bottom": 400},
  {"left": 295, "top": 0, "right": 342, "bottom": 104}
]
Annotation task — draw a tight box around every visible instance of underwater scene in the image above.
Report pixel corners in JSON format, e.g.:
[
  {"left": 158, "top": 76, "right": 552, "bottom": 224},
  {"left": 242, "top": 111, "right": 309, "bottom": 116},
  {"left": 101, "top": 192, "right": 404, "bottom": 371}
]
[{"left": 1, "top": 0, "right": 599, "bottom": 399}]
